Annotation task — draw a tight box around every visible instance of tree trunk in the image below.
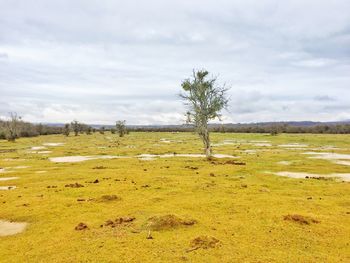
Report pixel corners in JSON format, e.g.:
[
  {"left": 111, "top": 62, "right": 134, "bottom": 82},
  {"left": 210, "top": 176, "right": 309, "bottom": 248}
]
[{"left": 202, "top": 127, "right": 211, "bottom": 159}]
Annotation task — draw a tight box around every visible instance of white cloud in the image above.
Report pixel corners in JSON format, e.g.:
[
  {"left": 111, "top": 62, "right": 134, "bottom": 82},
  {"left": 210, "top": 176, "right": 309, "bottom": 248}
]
[{"left": 0, "top": 0, "right": 349, "bottom": 124}]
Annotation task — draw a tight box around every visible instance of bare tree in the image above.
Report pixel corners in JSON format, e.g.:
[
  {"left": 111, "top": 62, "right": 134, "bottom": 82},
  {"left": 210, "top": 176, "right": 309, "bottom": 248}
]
[
  {"left": 116, "top": 120, "right": 127, "bottom": 137},
  {"left": 63, "top": 123, "right": 70, "bottom": 136},
  {"left": 4, "top": 112, "right": 21, "bottom": 142},
  {"left": 181, "top": 70, "right": 229, "bottom": 159}
]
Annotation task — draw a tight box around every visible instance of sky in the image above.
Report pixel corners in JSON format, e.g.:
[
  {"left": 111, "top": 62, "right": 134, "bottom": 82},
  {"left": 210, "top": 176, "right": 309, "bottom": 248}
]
[{"left": 0, "top": 0, "right": 349, "bottom": 125}]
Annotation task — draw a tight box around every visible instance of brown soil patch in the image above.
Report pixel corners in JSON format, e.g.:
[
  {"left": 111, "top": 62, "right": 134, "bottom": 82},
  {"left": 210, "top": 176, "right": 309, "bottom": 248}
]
[
  {"left": 185, "top": 166, "right": 199, "bottom": 170},
  {"left": 65, "top": 183, "right": 84, "bottom": 188},
  {"left": 75, "top": 222, "right": 89, "bottom": 230},
  {"left": 99, "top": 195, "right": 121, "bottom": 202},
  {"left": 102, "top": 217, "right": 135, "bottom": 228},
  {"left": 284, "top": 214, "right": 320, "bottom": 225},
  {"left": 146, "top": 214, "right": 196, "bottom": 231},
  {"left": 211, "top": 160, "right": 246, "bottom": 165},
  {"left": 93, "top": 166, "right": 107, "bottom": 169},
  {"left": 187, "top": 236, "right": 220, "bottom": 252}
]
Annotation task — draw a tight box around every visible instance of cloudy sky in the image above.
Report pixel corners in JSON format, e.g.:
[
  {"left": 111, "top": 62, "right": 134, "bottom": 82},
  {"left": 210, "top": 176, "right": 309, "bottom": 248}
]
[{"left": 0, "top": 0, "right": 349, "bottom": 124}]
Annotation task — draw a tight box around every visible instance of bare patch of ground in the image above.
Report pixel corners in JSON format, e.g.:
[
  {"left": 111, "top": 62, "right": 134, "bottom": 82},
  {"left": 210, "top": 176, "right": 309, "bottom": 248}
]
[
  {"left": 279, "top": 143, "right": 308, "bottom": 148},
  {"left": 303, "top": 152, "right": 350, "bottom": 166},
  {"left": 37, "top": 151, "right": 52, "bottom": 154},
  {"left": 277, "top": 161, "right": 292, "bottom": 165},
  {"left": 50, "top": 154, "right": 238, "bottom": 163},
  {"left": 273, "top": 171, "right": 350, "bottom": 182},
  {"left": 50, "top": 155, "right": 130, "bottom": 163},
  {"left": 31, "top": 146, "right": 46, "bottom": 150},
  {"left": 254, "top": 143, "right": 272, "bottom": 147},
  {"left": 146, "top": 215, "right": 196, "bottom": 231},
  {"left": 0, "top": 186, "right": 16, "bottom": 190},
  {"left": 284, "top": 214, "right": 320, "bottom": 225},
  {"left": 75, "top": 223, "right": 88, "bottom": 230},
  {"left": 333, "top": 160, "right": 350, "bottom": 166},
  {"left": 304, "top": 152, "right": 350, "bottom": 160},
  {"left": 35, "top": 171, "right": 47, "bottom": 174},
  {"left": 0, "top": 177, "right": 19, "bottom": 181},
  {"left": 98, "top": 195, "right": 121, "bottom": 202},
  {"left": 43, "top": 143, "right": 64, "bottom": 146},
  {"left": 13, "top": 166, "right": 30, "bottom": 169},
  {"left": 102, "top": 217, "right": 135, "bottom": 228},
  {"left": 65, "top": 183, "right": 84, "bottom": 188},
  {"left": 0, "top": 220, "right": 27, "bottom": 236},
  {"left": 187, "top": 236, "right": 220, "bottom": 252}
]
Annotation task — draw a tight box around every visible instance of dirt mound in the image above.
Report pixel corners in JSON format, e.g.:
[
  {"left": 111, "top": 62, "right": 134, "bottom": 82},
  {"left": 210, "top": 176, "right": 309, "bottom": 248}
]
[
  {"left": 187, "top": 236, "right": 220, "bottom": 252},
  {"left": 103, "top": 217, "right": 135, "bottom": 228},
  {"left": 146, "top": 214, "right": 196, "bottom": 231},
  {"left": 99, "top": 195, "right": 121, "bottom": 202},
  {"left": 284, "top": 214, "right": 320, "bottom": 225},
  {"left": 75, "top": 222, "right": 88, "bottom": 230},
  {"left": 65, "top": 183, "right": 84, "bottom": 188}
]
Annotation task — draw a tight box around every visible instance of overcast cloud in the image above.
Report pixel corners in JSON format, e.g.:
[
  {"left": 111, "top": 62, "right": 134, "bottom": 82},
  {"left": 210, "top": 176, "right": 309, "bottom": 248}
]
[{"left": 0, "top": 0, "right": 349, "bottom": 124}]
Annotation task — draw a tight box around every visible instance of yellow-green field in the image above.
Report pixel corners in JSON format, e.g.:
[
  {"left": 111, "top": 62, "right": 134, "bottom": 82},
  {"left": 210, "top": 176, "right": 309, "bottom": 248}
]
[{"left": 0, "top": 132, "right": 349, "bottom": 262}]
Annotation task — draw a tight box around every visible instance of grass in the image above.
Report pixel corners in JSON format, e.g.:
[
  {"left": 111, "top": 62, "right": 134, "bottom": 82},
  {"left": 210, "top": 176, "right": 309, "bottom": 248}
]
[{"left": 0, "top": 132, "right": 349, "bottom": 262}]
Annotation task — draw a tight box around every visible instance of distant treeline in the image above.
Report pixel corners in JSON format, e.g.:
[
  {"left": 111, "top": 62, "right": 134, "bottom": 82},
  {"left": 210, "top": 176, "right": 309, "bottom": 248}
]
[
  {"left": 0, "top": 120, "right": 63, "bottom": 140},
  {"left": 128, "top": 123, "right": 350, "bottom": 134},
  {"left": 0, "top": 116, "right": 128, "bottom": 141},
  {"left": 1, "top": 119, "right": 350, "bottom": 141}
]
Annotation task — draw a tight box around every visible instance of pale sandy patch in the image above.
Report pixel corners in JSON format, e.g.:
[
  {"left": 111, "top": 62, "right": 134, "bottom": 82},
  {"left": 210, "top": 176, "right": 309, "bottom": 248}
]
[
  {"left": 50, "top": 153, "right": 238, "bottom": 163},
  {"left": 43, "top": 143, "right": 64, "bottom": 146},
  {"left": 279, "top": 144, "right": 308, "bottom": 148},
  {"left": 273, "top": 171, "right": 350, "bottom": 182},
  {"left": 0, "top": 177, "right": 19, "bottom": 181},
  {"left": 37, "top": 151, "right": 52, "bottom": 154},
  {"left": 138, "top": 153, "right": 238, "bottom": 159},
  {"left": 0, "top": 220, "right": 27, "bottom": 236},
  {"left": 303, "top": 152, "right": 350, "bottom": 160},
  {"left": 35, "top": 171, "right": 47, "bottom": 174},
  {"left": 49, "top": 155, "right": 130, "bottom": 163},
  {"left": 13, "top": 166, "right": 30, "bottom": 169},
  {"left": 0, "top": 168, "right": 6, "bottom": 173},
  {"left": 31, "top": 146, "right": 46, "bottom": 150},
  {"left": 277, "top": 161, "right": 292, "bottom": 165},
  {"left": 254, "top": 143, "right": 272, "bottom": 147},
  {"left": 0, "top": 186, "right": 16, "bottom": 190},
  {"left": 333, "top": 160, "right": 350, "bottom": 166}
]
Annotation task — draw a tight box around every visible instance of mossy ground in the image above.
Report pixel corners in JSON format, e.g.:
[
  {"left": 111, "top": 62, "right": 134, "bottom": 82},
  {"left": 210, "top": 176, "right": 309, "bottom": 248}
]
[{"left": 0, "top": 132, "right": 349, "bottom": 262}]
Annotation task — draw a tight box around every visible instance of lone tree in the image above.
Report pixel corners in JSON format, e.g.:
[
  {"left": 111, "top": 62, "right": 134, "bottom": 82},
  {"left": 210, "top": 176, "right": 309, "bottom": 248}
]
[
  {"left": 181, "top": 70, "right": 229, "bottom": 159},
  {"left": 63, "top": 123, "right": 70, "bottom": 136},
  {"left": 5, "top": 112, "right": 21, "bottom": 142},
  {"left": 116, "top": 120, "right": 127, "bottom": 137},
  {"left": 86, "top": 126, "right": 92, "bottom": 135},
  {"left": 71, "top": 120, "right": 80, "bottom": 136}
]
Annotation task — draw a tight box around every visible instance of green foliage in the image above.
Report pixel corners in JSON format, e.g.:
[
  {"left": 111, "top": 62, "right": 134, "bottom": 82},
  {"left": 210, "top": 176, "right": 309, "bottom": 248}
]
[
  {"left": 116, "top": 120, "right": 127, "bottom": 137},
  {"left": 181, "top": 70, "right": 229, "bottom": 158},
  {"left": 63, "top": 124, "right": 70, "bottom": 137},
  {"left": 71, "top": 120, "right": 80, "bottom": 136}
]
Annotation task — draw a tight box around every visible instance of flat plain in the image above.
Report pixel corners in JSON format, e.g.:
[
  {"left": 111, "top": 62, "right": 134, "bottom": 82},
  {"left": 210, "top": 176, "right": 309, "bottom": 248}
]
[{"left": 0, "top": 132, "right": 349, "bottom": 262}]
